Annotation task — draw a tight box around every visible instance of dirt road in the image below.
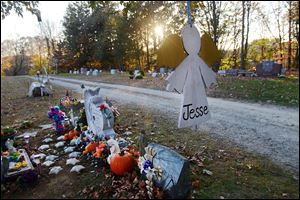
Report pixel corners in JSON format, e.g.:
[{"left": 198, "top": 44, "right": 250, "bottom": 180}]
[{"left": 29, "top": 76, "right": 299, "bottom": 172}]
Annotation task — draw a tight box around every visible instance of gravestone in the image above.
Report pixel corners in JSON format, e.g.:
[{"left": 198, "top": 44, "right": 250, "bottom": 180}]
[
  {"left": 84, "top": 87, "right": 115, "bottom": 139},
  {"left": 256, "top": 61, "right": 282, "bottom": 76},
  {"left": 217, "top": 70, "right": 226, "bottom": 76},
  {"left": 160, "top": 67, "right": 166, "bottom": 74},
  {"left": 146, "top": 143, "right": 191, "bottom": 199},
  {"left": 134, "top": 70, "right": 140, "bottom": 76},
  {"left": 111, "top": 69, "right": 117, "bottom": 75},
  {"left": 152, "top": 72, "right": 158, "bottom": 77},
  {"left": 225, "top": 69, "right": 238, "bottom": 76},
  {"left": 92, "top": 69, "right": 99, "bottom": 76},
  {"left": 81, "top": 68, "right": 87, "bottom": 75},
  {"left": 86, "top": 70, "right": 92, "bottom": 76},
  {"left": 69, "top": 70, "right": 73, "bottom": 74}
]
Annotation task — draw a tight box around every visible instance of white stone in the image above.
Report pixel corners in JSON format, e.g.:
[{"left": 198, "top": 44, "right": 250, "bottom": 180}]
[
  {"left": 70, "top": 165, "right": 85, "bottom": 173},
  {"left": 64, "top": 146, "right": 75, "bottom": 153},
  {"left": 17, "top": 131, "right": 38, "bottom": 139},
  {"left": 38, "top": 124, "right": 53, "bottom": 130},
  {"left": 56, "top": 135, "right": 64, "bottom": 141},
  {"left": 38, "top": 144, "right": 50, "bottom": 151},
  {"left": 55, "top": 141, "right": 65, "bottom": 148},
  {"left": 66, "top": 158, "right": 80, "bottom": 166},
  {"left": 45, "top": 155, "right": 58, "bottom": 161},
  {"left": 69, "top": 152, "right": 81, "bottom": 158},
  {"left": 42, "top": 160, "right": 55, "bottom": 167},
  {"left": 49, "top": 166, "right": 63, "bottom": 175},
  {"left": 43, "top": 138, "right": 53, "bottom": 143},
  {"left": 123, "top": 131, "right": 132, "bottom": 136},
  {"left": 30, "top": 153, "right": 46, "bottom": 160}
]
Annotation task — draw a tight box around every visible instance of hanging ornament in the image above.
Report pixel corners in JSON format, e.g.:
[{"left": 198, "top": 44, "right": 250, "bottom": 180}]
[{"left": 160, "top": 1, "right": 218, "bottom": 129}]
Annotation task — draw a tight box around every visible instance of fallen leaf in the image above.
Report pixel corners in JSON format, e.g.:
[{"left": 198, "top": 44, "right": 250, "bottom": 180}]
[{"left": 192, "top": 180, "right": 200, "bottom": 188}]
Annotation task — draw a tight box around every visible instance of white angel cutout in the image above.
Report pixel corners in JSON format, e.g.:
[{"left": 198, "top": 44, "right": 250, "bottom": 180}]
[{"left": 166, "top": 24, "right": 216, "bottom": 129}]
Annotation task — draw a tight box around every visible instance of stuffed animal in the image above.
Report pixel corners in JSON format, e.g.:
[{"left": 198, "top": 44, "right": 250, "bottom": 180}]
[
  {"left": 64, "top": 129, "right": 80, "bottom": 141},
  {"left": 93, "top": 143, "right": 107, "bottom": 159},
  {"left": 83, "top": 142, "right": 98, "bottom": 155}
]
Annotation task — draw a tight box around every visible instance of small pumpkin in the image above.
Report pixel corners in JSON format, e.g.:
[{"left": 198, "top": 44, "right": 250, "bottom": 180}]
[{"left": 110, "top": 151, "right": 135, "bottom": 176}]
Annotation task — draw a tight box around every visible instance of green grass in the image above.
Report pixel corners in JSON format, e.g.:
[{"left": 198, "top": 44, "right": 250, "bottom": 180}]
[{"left": 210, "top": 76, "right": 299, "bottom": 107}]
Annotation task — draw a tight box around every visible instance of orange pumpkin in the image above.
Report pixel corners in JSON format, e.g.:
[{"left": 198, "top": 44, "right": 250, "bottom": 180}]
[
  {"left": 110, "top": 151, "right": 135, "bottom": 176},
  {"left": 83, "top": 141, "right": 98, "bottom": 155},
  {"left": 64, "top": 129, "right": 80, "bottom": 141}
]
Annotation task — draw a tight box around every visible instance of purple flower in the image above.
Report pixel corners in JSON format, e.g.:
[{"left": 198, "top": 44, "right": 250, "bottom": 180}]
[{"left": 143, "top": 160, "right": 153, "bottom": 171}]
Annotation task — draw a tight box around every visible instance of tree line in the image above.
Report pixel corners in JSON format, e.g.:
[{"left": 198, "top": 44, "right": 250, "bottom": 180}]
[{"left": 1, "top": 1, "right": 299, "bottom": 75}]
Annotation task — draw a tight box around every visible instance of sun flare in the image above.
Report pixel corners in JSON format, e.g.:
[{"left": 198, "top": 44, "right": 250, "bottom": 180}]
[{"left": 154, "top": 25, "right": 163, "bottom": 39}]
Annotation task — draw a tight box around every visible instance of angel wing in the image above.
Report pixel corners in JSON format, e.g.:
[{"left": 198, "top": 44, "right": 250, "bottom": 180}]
[{"left": 157, "top": 33, "right": 221, "bottom": 69}]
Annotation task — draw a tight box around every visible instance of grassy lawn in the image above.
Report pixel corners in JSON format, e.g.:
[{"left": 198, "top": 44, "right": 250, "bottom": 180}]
[
  {"left": 1, "top": 76, "right": 299, "bottom": 199},
  {"left": 56, "top": 72, "right": 299, "bottom": 107},
  {"left": 209, "top": 76, "right": 299, "bottom": 107}
]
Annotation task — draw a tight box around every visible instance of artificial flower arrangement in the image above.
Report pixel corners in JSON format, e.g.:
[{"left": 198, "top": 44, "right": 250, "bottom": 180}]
[
  {"left": 99, "top": 97, "right": 120, "bottom": 120},
  {"left": 138, "top": 146, "right": 163, "bottom": 199},
  {"left": 47, "top": 106, "right": 65, "bottom": 134}
]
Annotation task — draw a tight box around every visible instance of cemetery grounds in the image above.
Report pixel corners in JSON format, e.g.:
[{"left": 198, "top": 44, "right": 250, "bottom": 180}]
[
  {"left": 1, "top": 76, "right": 299, "bottom": 199},
  {"left": 57, "top": 72, "right": 299, "bottom": 107}
]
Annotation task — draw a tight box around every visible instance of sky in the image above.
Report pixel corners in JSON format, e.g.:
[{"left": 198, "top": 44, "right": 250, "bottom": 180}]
[
  {"left": 1, "top": 1, "right": 284, "bottom": 47},
  {"left": 1, "top": 1, "right": 70, "bottom": 42}
]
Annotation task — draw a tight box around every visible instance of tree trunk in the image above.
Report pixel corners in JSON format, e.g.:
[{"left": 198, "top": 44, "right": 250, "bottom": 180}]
[
  {"left": 240, "top": 1, "right": 246, "bottom": 70},
  {"left": 244, "top": 2, "right": 251, "bottom": 68},
  {"left": 146, "top": 25, "right": 150, "bottom": 71},
  {"left": 288, "top": 1, "right": 292, "bottom": 70},
  {"left": 212, "top": 1, "right": 218, "bottom": 45}
]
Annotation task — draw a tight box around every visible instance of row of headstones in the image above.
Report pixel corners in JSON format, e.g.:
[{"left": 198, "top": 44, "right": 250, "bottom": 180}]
[
  {"left": 151, "top": 68, "right": 173, "bottom": 78},
  {"left": 69, "top": 67, "right": 174, "bottom": 77},
  {"left": 69, "top": 68, "right": 102, "bottom": 76}
]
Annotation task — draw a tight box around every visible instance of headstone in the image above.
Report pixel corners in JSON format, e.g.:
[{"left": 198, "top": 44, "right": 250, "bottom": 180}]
[
  {"left": 225, "top": 69, "right": 238, "bottom": 76},
  {"left": 92, "top": 69, "right": 99, "bottom": 76},
  {"left": 152, "top": 72, "right": 158, "bottom": 77},
  {"left": 134, "top": 70, "right": 140, "bottom": 76},
  {"left": 69, "top": 70, "right": 73, "bottom": 74},
  {"left": 256, "top": 61, "right": 282, "bottom": 76},
  {"left": 111, "top": 69, "right": 117, "bottom": 75},
  {"left": 217, "top": 70, "right": 226, "bottom": 76},
  {"left": 145, "top": 143, "right": 191, "bottom": 199},
  {"left": 160, "top": 67, "right": 166, "bottom": 74},
  {"left": 84, "top": 87, "right": 116, "bottom": 139},
  {"left": 81, "top": 68, "right": 87, "bottom": 75},
  {"left": 86, "top": 70, "right": 92, "bottom": 76}
]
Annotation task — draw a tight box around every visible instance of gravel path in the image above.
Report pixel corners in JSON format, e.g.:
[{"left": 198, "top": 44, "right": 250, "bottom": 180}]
[{"left": 30, "top": 76, "right": 299, "bottom": 172}]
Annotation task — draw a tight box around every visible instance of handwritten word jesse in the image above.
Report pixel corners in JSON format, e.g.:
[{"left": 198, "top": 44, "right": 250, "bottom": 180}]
[{"left": 182, "top": 104, "right": 208, "bottom": 120}]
